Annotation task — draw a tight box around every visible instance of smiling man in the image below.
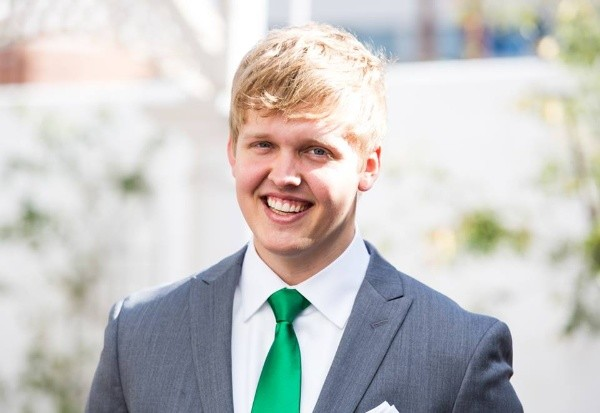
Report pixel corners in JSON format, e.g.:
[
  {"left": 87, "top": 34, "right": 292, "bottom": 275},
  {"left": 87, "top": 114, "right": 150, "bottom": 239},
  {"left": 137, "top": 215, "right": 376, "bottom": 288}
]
[{"left": 86, "top": 24, "right": 523, "bottom": 413}]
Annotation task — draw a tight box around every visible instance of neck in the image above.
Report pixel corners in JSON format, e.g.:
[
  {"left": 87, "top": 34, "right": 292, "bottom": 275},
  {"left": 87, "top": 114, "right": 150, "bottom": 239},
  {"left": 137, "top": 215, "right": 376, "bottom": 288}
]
[{"left": 254, "top": 231, "right": 356, "bottom": 286}]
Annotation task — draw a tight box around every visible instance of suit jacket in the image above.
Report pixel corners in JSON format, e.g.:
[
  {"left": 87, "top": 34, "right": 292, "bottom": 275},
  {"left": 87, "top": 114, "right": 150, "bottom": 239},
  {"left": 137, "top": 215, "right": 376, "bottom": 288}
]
[{"left": 86, "top": 242, "right": 523, "bottom": 412}]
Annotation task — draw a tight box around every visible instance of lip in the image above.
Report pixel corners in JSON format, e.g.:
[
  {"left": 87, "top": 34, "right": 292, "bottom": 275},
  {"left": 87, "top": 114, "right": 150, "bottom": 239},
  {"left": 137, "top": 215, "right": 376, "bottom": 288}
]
[{"left": 260, "top": 194, "right": 314, "bottom": 222}]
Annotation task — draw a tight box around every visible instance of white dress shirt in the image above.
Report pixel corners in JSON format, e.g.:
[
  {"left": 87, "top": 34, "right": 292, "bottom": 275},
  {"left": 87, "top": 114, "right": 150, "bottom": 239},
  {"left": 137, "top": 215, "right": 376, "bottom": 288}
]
[{"left": 231, "top": 233, "right": 370, "bottom": 413}]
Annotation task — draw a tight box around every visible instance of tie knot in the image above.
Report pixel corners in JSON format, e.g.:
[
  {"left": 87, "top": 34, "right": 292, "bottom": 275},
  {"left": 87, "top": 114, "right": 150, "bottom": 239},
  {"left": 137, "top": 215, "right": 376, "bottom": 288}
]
[{"left": 268, "top": 288, "right": 310, "bottom": 323}]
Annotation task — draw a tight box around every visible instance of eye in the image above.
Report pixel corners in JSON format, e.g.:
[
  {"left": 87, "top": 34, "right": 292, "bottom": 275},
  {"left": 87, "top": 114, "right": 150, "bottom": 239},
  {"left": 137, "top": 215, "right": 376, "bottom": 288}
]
[
  {"left": 307, "top": 147, "right": 331, "bottom": 157},
  {"left": 252, "top": 141, "right": 273, "bottom": 150}
]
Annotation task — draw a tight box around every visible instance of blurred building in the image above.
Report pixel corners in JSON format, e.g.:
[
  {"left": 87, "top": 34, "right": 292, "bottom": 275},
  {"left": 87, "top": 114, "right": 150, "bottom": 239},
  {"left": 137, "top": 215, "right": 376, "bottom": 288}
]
[
  {"left": 269, "top": 0, "right": 553, "bottom": 61},
  {"left": 0, "top": 36, "right": 156, "bottom": 84},
  {"left": 0, "top": 0, "right": 265, "bottom": 272}
]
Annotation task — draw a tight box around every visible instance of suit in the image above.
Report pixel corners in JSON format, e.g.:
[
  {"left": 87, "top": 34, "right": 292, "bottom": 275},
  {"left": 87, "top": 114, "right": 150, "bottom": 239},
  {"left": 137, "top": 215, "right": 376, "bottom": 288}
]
[{"left": 86, "top": 241, "right": 522, "bottom": 412}]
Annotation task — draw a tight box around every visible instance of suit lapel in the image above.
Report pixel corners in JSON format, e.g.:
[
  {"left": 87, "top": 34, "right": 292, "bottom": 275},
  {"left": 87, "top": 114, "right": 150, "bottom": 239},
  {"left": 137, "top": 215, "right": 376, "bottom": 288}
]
[
  {"left": 188, "top": 248, "right": 246, "bottom": 413},
  {"left": 313, "top": 245, "right": 413, "bottom": 413}
]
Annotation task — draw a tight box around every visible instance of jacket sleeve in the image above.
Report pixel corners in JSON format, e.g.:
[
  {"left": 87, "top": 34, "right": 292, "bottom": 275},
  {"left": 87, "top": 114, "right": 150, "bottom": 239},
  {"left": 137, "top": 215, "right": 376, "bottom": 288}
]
[
  {"left": 452, "top": 320, "right": 523, "bottom": 412},
  {"left": 86, "top": 300, "right": 128, "bottom": 413}
]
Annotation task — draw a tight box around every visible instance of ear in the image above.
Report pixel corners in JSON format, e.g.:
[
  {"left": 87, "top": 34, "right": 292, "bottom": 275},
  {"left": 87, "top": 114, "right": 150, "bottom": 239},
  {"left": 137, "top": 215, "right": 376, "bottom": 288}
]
[
  {"left": 227, "top": 135, "right": 236, "bottom": 174},
  {"left": 358, "top": 146, "right": 381, "bottom": 192}
]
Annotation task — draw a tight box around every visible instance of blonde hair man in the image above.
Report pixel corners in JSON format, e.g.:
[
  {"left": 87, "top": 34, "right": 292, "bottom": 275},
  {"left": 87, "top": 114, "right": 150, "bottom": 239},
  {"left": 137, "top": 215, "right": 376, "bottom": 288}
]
[{"left": 87, "top": 24, "right": 522, "bottom": 413}]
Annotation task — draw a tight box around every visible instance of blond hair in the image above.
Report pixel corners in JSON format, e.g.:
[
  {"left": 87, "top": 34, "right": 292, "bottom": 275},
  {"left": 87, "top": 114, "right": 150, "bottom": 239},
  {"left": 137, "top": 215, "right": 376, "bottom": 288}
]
[{"left": 229, "top": 23, "right": 387, "bottom": 154}]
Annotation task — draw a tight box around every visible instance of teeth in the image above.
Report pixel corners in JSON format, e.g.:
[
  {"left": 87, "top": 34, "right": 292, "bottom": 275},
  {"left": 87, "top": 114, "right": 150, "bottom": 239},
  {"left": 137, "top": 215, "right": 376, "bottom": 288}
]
[{"left": 267, "top": 197, "right": 308, "bottom": 213}]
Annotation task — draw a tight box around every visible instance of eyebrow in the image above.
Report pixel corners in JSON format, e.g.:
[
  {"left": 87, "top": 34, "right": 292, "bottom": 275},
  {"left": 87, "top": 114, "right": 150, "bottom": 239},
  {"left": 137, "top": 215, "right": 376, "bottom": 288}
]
[{"left": 238, "top": 132, "right": 272, "bottom": 141}]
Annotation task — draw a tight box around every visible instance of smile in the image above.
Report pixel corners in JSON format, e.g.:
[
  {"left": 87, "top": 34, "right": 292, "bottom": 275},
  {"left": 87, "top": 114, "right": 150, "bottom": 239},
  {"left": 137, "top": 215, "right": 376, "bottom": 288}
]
[{"left": 265, "top": 196, "right": 312, "bottom": 215}]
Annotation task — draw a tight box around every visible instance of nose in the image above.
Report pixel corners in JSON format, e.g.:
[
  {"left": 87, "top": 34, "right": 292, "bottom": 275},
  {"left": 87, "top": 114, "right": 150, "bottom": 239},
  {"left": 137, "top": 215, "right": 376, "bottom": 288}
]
[{"left": 268, "top": 152, "right": 301, "bottom": 187}]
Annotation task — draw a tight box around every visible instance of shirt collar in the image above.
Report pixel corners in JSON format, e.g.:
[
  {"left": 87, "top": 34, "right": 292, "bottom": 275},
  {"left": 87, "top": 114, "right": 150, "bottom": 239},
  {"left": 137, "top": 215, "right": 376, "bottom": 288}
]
[{"left": 238, "top": 232, "right": 370, "bottom": 329}]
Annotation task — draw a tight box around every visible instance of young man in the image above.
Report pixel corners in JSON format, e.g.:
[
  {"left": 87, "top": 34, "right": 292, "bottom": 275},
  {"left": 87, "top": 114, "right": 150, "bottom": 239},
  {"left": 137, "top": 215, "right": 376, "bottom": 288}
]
[{"left": 87, "top": 24, "right": 523, "bottom": 412}]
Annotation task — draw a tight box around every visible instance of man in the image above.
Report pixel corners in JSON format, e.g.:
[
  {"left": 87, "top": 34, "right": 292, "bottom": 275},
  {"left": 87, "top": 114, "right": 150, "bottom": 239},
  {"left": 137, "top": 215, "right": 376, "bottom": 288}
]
[{"left": 86, "top": 23, "right": 523, "bottom": 412}]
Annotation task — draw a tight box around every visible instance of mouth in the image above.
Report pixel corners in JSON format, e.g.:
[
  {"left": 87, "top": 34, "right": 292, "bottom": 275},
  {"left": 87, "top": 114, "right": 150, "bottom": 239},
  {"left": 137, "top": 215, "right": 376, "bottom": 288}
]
[{"left": 263, "top": 195, "right": 312, "bottom": 215}]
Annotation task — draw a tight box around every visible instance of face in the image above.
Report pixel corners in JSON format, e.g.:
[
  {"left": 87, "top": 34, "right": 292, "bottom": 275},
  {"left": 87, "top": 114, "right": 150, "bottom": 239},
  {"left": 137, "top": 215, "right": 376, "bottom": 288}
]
[{"left": 228, "top": 110, "right": 380, "bottom": 280}]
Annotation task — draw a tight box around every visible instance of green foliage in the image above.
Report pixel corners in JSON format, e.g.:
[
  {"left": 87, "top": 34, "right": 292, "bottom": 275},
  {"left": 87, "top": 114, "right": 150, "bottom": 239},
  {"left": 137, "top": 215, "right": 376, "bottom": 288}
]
[
  {"left": 584, "top": 224, "right": 600, "bottom": 273},
  {"left": 528, "top": 0, "right": 600, "bottom": 334},
  {"left": 0, "top": 200, "right": 53, "bottom": 248},
  {"left": 556, "top": 0, "right": 600, "bottom": 67},
  {"left": 0, "top": 107, "right": 164, "bottom": 411},
  {"left": 461, "top": 0, "right": 600, "bottom": 335},
  {"left": 20, "top": 337, "right": 87, "bottom": 413},
  {"left": 563, "top": 269, "right": 600, "bottom": 335},
  {"left": 458, "top": 210, "right": 531, "bottom": 255},
  {"left": 554, "top": 0, "right": 600, "bottom": 334},
  {"left": 459, "top": 210, "right": 505, "bottom": 254},
  {"left": 115, "top": 170, "right": 150, "bottom": 195}
]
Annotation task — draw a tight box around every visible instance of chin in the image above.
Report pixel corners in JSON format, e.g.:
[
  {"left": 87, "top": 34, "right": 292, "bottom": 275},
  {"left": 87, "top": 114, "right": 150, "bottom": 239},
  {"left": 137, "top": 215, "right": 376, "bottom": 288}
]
[{"left": 257, "top": 237, "right": 313, "bottom": 257}]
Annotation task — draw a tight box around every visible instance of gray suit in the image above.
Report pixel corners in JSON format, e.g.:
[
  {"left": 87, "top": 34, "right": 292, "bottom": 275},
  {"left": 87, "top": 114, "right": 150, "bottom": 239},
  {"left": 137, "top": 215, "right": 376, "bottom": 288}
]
[{"left": 86, "top": 242, "right": 522, "bottom": 412}]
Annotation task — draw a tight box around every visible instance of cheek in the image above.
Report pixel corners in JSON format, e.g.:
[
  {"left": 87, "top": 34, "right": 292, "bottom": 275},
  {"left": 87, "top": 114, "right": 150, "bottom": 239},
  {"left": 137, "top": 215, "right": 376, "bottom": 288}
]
[
  {"left": 307, "top": 169, "right": 360, "bottom": 204},
  {"left": 234, "top": 159, "right": 265, "bottom": 192}
]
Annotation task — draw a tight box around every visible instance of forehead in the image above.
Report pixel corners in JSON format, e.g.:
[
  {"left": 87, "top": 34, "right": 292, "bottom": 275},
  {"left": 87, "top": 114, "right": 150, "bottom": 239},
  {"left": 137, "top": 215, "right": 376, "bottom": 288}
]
[{"left": 239, "top": 110, "right": 344, "bottom": 140}]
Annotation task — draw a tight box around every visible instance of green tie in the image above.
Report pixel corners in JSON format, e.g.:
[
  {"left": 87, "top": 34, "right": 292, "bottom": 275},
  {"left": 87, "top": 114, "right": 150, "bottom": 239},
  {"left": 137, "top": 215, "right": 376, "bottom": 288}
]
[{"left": 251, "top": 288, "right": 311, "bottom": 413}]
